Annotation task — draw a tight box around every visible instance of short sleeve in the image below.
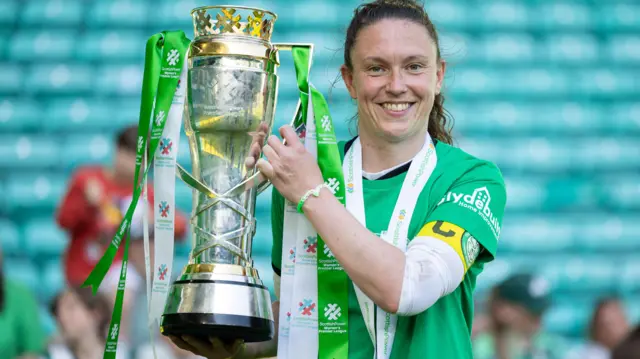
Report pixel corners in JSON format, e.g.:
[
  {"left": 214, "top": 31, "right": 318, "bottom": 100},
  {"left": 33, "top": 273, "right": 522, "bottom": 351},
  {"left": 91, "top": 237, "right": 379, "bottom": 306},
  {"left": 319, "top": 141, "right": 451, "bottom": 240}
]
[
  {"left": 425, "top": 162, "right": 506, "bottom": 260},
  {"left": 270, "top": 187, "right": 286, "bottom": 273}
]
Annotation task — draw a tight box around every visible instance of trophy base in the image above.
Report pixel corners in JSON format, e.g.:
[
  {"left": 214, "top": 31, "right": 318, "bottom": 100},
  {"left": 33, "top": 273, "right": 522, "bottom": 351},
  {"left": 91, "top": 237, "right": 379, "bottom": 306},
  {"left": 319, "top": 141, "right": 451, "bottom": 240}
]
[{"left": 160, "top": 265, "right": 275, "bottom": 343}]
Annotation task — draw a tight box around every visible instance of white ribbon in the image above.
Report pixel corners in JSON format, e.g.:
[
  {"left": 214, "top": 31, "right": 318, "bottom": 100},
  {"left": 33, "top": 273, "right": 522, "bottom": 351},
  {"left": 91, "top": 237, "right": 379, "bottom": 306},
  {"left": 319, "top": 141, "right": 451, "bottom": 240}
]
[
  {"left": 142, "top": 51, "right": 188, "bottom": 358},
  {"left": 345, "top": 134, "right": 437, "bottom": 359}
]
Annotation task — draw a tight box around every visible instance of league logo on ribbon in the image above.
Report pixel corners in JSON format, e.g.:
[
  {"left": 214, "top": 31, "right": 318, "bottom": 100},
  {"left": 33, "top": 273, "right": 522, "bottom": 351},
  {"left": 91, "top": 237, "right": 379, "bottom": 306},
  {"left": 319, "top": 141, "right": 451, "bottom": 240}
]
[
  {"left": 298, "top": 299, "right": 316, "bottom": 316},
  {"left": 159, "top": 201, "right": 170, "bottom": 218},
  {"left": 159, "top": 138, "right": 173, "bottom": 156},
  {"left": 157, "top": 264, "right": 168, "bottom": 281},
  {"left": 303, "top": 236, "right": 317, "bottom": 254}
]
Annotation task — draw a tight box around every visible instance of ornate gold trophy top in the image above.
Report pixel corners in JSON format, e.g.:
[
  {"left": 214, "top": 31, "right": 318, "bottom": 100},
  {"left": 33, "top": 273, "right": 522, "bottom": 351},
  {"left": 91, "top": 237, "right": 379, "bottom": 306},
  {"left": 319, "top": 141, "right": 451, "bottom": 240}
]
[{"left": 191, "top": 6, "right": 277, "bottom": 41}]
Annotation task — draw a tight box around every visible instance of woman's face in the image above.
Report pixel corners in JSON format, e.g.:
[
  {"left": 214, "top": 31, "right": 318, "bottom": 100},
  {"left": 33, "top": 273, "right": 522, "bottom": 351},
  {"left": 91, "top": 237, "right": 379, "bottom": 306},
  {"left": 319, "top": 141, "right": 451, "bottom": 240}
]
[
  {"left": 594, "top": 301, "right": 630, "bottom": 348},
  {"left": 342, "top": 18, "right": 445, "bottom": 143},
  {"left": 56, "top": 291, "right": 98, "bottom": 341}
]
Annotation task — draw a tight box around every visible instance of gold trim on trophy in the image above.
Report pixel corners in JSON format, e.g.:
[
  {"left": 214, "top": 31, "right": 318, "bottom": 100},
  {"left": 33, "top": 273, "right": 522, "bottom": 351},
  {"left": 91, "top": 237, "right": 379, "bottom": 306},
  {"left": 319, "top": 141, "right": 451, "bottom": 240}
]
[
  {"left": 191, "top": 6, "right": 277, "bottom": 41},
  {"left": 183, "top": 263, "right": 259, "bottom": 277}
]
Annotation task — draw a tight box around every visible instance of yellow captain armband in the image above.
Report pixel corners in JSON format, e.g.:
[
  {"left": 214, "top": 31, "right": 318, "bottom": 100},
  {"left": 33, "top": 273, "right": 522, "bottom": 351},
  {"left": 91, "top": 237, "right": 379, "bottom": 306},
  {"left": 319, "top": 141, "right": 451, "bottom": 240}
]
[{"left": 417, "top": 220, "right": 481, "bottom": 273}]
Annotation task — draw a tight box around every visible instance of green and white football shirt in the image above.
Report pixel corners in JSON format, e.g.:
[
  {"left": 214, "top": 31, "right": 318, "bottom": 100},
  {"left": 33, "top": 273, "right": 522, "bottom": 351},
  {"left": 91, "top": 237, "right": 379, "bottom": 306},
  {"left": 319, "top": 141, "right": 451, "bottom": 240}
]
[{"left": 271, "top": 138, "right": 507, "bottom": 359}]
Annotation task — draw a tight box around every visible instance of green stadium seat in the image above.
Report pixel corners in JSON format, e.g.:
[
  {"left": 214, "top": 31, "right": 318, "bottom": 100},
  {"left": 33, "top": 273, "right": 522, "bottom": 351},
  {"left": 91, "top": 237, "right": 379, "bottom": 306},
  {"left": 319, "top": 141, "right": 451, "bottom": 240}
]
[
  {"left": 541, "top": 256, "right": 618, "bottom": 294},
  {"left": 476, "top": 2, "right": 530, "bottom": 31},
  {"left": 25, "top": 64, "right": 94, "bottom": 94},
  {"left": 543, "top": 302, "right": 591, "bottom": 337},
  {"left": 0, "top": 1, "right": 17, "bottom": 26},
  {"left": 76, "top": 31, "right": 146, "bottom": 62},
  {"left": 0, "top": 135, "right": 60, "bottom": 169},
  {"left": 574, "top": 69, "right": 639, "bottom": 97},
  {"left": 580, "top": 216, "right": 640, "bottom": 252},
  {"left": 620, "top": 259, "right": 640, "bottom": 294},
  {"left": 498, "top": 215, "right": 574, "bottom": 253},
  {"left": 609, "top": 103, "right": 640, "bottom": 133},
  {"left": 60, "top": 134, "right": 113, "bottom": 169},
  {"left": 21, "top": 0, "right": 83, "bottom": 26},
  {"left": 153, "top": 2, "right": 193, "bottom": 30},
  {"left": 87, "top": 1, "right": 148, "bottom": 28},
  {"left": 599, "top": 180, "right": 640, "bottom": 210},
  {"left": 3, "top": 259, "right": 39, "bottom": 293},
  {"left": 39, "top": 305, "right": 57, "bottom": 336},
  {"left": 94, "top": 64, "right": 143, "bottom": 95},
  {"left": 0, "top": 98, "right": 42, "bottom": 132},
  {"left": 0, "top": 219, "right": 21, "bottom": 255},
  {"left": 535, "top": 3, "right": 593, "bottom": 32},
  {"left": 424, "top": 1, "right": 468, "bottom": 30},
  {"left": 9, "top": 30, "right": 77, "bottom": 61},
  {"left": 253, "top": 216, "right": 273, "bottom": 257},
  {"left": 41, "top": 259, "right": 65, "bottom": 302},
  {"left": 5, "top": 173, "right": 66, "bottom": 214},
  {"left": 608, "top": 35, "right": 640, "bottom": 64},
  {"left": 598, "top": 4, "right": 640, "bottom": 32},
  {"left": 502, "top": 176, "right": 545, "bottom": 211},
  {"left": 480, "top": 34, "right": 535, "bottom": 64},
  {"left": 45, "top": 98, "right": 112, "bottom": 133},
  {"left": 542, "top": 34, "right": 599, "bottom": 64},
  {"left": 625, "top": 297, "right": 640, "bottom": 324},
  {"left": 24, "top": 218, "right": 68, "bottom": 257},
  {"left": 0, "top": 63, "right": 24, "bottom": 94}
]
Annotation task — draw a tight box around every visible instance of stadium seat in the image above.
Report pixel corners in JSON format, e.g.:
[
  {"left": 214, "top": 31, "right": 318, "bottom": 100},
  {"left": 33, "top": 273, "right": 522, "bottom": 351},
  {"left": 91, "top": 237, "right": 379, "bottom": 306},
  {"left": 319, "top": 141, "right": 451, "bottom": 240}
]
[
  {"left": 9, "top": 30, "right": 77, "bottom": 61},
  {"left": 0, "top": 63, "right": 24, "bottom": 94},
  {"left": 607, "top": 35, "right": 640, "bottom": 64},
  {"left": 479, "top": 33, "right": 536, "bottom": 64},
  {"left": 534, "top": 3, "right": 593, "bottom": 32},
  {"left": 540, "top": 256, "right": 618, "bottom": 294},
  {"left": 87, "top": 1, "right": 148, "bottom": 28},
  {"left": 476, "top": 2, "right": 530, "bottom": 31},
  {"left": 25, "top": 64, "right": 94, "bottom": 94},
  {"left": 3, "top": 258, "right": 39, "bottom": 293},
  {"left": 543, "top": 301, "right": 592, "bottom": 337},
  {"left": 45, "top": 98, "right": 111, "bottom": 133},
  {"left": 76, "top": 31, "right": 146, "bottom": 62},
  {"left": 598, "top": 4, "right": 640, "bottom": 32},
  {"left": 24, "top": 218, "right": 68, "bottom": 258},
  {"left": 609, "top": 102, "right": 640, "bottom": 134},
  {"left": 60, "top": 133, "right": 113, "bottom": 170},
  {"left": 5, "top": 173, "right": 66, "bottom": 214},
  {"left": 94, "top": 64, "right": 143, "bottom": 96},
  {"left": 599, "top": 180, "right": 640, "bottom": 211},
  {"left": 620, "top": 259, "right": 640, "bottom": 294},
  {"left": 0, "top": 135, "right": 60, "bottom": 169},
  {"left": 41, "top": 259, "right": 65, "bottom": 302},
  {"left": 498, "top": 215, "right": 574, "bottom": 253},
  {"left": 253, "top": 218, "right": 273, "bottom": 257},
  {"left": 0, "top": 219, "right": 21, "bottom": 256},
  {"left": 579, "top": 215, "right": 640, "bottom": 253},
  {"left": 424, "top": 1, "right": 468, "bottom": 30},
  {"left": 541, "top": 34, "right": 599, "bottom": 64},
  {"left": 0, "top": 98, "right": 42, "bottom": 132},
  {"left": 20, "top": 0, "right": 83, "bottom": 26},
  {"left": 0, "top": 1, "right": 17, "bottom": 26}
]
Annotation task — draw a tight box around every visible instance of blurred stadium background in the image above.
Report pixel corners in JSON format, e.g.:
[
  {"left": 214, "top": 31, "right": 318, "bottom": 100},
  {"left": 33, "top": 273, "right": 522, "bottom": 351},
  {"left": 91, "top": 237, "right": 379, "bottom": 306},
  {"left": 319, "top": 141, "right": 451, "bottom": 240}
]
[{"left": 0, "top": 0, "right": 639, "bottom": 356}]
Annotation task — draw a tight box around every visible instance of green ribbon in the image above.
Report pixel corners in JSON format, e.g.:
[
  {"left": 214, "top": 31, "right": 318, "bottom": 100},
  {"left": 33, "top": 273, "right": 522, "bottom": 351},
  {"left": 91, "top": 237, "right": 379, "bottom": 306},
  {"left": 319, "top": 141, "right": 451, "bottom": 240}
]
[
  {"left": 81, "top": 30, "right": 190, "bottom": 359},
  {"left": 291, "top": 46, "right": 349, "bottom": 359}
]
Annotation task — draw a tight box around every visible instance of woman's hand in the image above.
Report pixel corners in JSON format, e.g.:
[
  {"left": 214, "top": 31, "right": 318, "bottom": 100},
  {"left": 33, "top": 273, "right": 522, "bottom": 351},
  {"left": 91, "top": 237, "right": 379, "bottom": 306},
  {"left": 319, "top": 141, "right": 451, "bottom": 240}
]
[
  {"left": 256, "top": 125, "right": 325, "bottom": 205},
  {"left": 169, "top": 336, "right": 245, "bottom": 359}
]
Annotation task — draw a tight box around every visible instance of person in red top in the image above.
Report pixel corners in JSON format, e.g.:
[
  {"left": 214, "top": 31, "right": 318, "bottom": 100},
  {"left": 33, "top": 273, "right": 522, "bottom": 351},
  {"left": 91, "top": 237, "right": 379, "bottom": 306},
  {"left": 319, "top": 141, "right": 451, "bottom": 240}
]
[{"left": 56, "top": 125, "right": 189, "bottom": 343}]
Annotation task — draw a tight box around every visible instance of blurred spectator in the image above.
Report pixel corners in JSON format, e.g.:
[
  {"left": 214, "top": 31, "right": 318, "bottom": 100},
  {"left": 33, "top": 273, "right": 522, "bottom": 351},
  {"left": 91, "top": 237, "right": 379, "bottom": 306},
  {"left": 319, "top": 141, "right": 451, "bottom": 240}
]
[
  {"left": 611, "top": 325, "right": 640, "bottom": 359},
  {"left": 45, "top": 286, "right": 129, "bottom": 359},
  {"left": 473, "top": 273, "right": 569, "bottom": 359},
  {"left": 0, "top": 249, "right": 46, "bottom": 359},
  {"left": 566, "top": 297, "right": 631, "bottom": 359},
  {"left": 55, "top": 124, "right": 188, "bottom": 343}
]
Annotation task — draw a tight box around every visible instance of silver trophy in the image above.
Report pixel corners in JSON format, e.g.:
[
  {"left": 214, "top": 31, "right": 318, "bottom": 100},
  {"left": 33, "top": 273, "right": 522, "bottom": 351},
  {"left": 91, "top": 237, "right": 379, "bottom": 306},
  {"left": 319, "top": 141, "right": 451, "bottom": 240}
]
[{"left": 160, "top": 5, "right": 286, "bottom": 342}]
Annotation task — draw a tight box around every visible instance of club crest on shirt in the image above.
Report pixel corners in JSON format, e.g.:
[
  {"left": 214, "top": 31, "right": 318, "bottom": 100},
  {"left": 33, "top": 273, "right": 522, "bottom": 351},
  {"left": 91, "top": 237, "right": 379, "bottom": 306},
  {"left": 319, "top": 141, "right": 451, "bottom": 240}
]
[{"left": 461, "top": 232, "right": 480, "bottom": 267}]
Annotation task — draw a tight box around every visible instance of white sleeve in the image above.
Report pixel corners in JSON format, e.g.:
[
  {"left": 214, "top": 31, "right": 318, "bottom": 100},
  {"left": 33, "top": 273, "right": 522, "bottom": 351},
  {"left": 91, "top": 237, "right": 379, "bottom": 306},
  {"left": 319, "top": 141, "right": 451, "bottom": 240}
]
[{"left": 396, "top": 236, "right": 466, "bottom": 316}]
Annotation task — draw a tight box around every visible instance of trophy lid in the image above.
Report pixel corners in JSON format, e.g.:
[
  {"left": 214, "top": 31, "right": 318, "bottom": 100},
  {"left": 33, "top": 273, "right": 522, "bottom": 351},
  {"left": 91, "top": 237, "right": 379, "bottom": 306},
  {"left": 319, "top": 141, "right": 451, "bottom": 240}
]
[{"left": 191, "top": 6, "right": 277, "bottom": 42}]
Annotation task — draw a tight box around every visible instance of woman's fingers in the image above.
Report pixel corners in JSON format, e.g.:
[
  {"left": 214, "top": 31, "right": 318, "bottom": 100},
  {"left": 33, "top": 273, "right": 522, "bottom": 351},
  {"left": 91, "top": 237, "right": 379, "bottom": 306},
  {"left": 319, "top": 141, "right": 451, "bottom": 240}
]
[
  {"left": 169, "top": 335, "right": 200, "bottom": 355},
  {"left": 256, "top": 158, "right": 275, "bottom": 180},
  {"left": 183, "top": 335, "right": 216, "bottom": 356}
]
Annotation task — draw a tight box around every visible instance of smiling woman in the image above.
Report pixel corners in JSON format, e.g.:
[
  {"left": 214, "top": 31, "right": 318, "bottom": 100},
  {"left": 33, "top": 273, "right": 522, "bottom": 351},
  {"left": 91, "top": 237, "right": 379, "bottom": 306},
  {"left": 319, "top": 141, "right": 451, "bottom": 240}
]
[{"left": 170, "top": 1, "right": 507, "bottom": 359}]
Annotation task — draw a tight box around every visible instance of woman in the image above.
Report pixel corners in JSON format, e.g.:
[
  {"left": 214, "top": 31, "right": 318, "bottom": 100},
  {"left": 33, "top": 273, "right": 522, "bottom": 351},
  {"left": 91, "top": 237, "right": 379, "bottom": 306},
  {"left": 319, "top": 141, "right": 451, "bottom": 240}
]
[
  {"left": 170, "top": 0, "right": 506, "bottom": 358},
  {"left": 566, "top": 297, "right": 631, "bottom": 359},
  {"left": 46, "top": 286, "right": 128, "bottom": 359}
]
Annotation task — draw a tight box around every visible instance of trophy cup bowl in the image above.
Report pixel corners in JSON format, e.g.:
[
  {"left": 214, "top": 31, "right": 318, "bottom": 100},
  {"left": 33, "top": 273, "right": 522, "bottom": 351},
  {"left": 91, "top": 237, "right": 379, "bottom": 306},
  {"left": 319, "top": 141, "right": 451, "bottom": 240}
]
[{"left": 160, "top": 6, "right": 280, "bottom": 343}]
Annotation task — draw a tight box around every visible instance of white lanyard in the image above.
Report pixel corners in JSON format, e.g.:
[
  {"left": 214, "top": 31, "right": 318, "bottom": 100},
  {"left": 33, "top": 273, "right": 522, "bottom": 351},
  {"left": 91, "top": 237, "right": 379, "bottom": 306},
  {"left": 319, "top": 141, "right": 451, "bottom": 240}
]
[{"left": 344, "top": 133, "right": 438, "bottom": 359}]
